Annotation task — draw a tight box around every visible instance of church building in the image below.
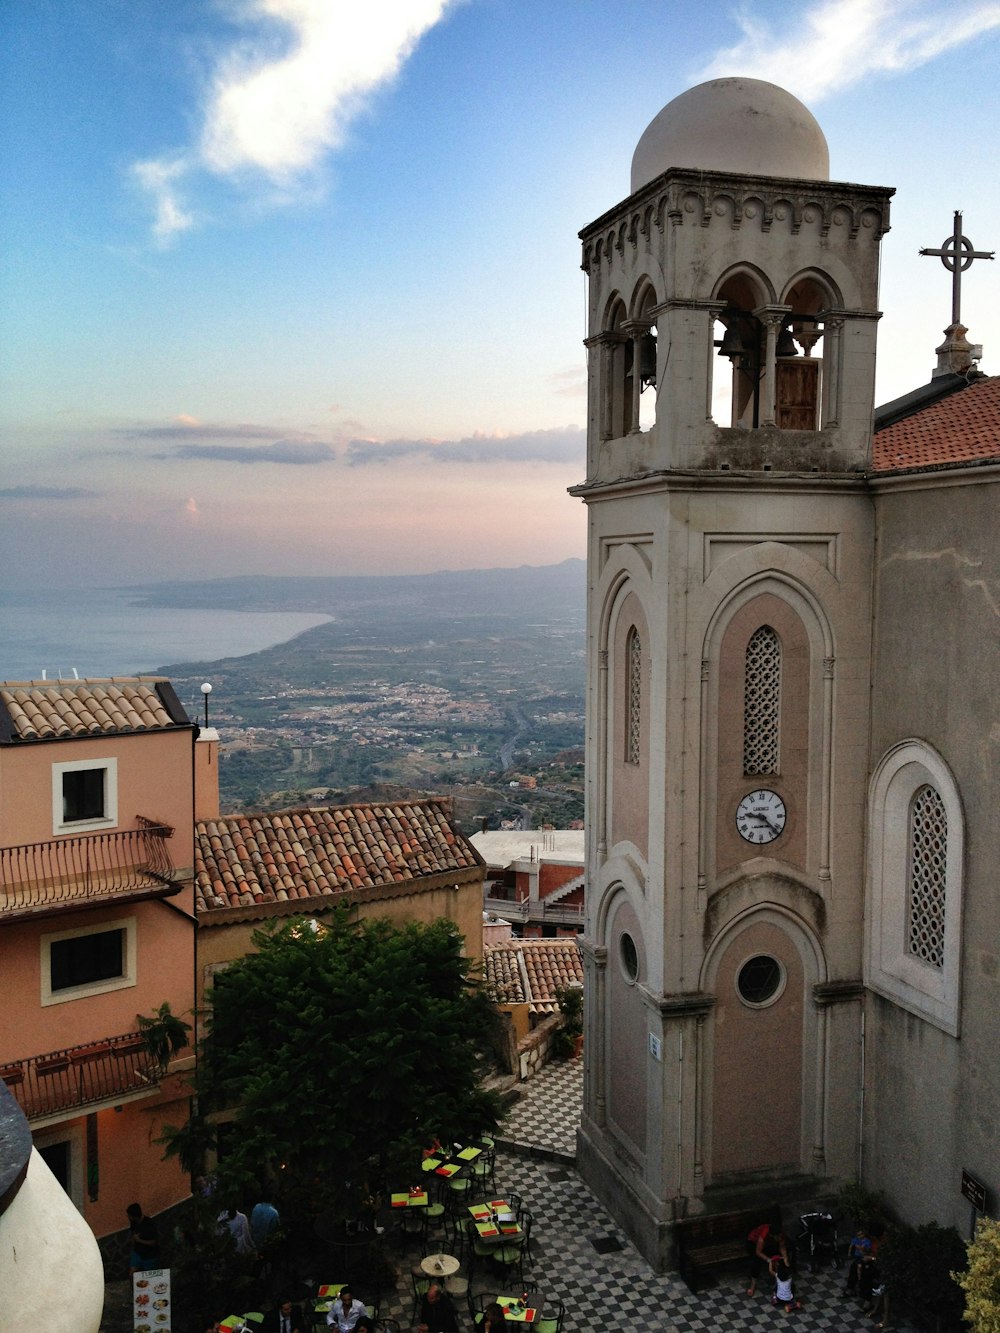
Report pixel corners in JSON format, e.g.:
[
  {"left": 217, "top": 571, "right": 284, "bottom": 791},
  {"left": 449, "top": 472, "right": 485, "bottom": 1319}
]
[{"left": 571, "top": 77, "right": 998, "bottom": 1268}]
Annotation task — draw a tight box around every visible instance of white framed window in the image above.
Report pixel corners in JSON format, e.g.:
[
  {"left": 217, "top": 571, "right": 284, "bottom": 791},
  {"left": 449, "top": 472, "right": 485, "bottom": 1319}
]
[
  {"left": 51, "top": 757, "right": 118, "bottom": 835},
  {"left": 866, "top": 742, "right": 964, "bottom": 1035},
  {"left": 40, "top": 917, "right": 136, "bottom": 1006}
]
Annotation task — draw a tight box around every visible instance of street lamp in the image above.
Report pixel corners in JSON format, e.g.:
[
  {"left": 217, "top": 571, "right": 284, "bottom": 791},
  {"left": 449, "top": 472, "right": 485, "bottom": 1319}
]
[{"left": 200, "top": 681, "right": 212, "bottom": 729}]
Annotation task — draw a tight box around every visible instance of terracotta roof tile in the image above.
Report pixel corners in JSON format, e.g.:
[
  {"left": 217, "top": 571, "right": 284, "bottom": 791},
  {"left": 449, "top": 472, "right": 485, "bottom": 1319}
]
[
  {"left": 873, "top": 376, "right": 1000, "bottom": 472},
  {"left": 195, "top": 798, "right": 480, "bottom": 914},
  {"left": 484, "top": 938, "right": 583, "bottom": 1014},
  {"left": 0, "top": 677, "right": 184, "bottom": 742}
]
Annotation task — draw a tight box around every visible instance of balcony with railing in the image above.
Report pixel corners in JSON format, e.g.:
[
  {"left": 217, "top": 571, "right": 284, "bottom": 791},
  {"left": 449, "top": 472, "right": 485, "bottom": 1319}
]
[
  {"left": 0, "top": 1032, "right": 161, "bottom": 1122},
  {"left": 0, "top": 817, "right": 177, "bottom": 921},
  {"left": 484, "top": 891, "right": 585, "bottom": 928}
]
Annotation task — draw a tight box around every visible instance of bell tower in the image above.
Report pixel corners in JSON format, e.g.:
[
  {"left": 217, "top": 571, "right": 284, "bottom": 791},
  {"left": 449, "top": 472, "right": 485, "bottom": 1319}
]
[{"left": 573, "top": 79, "right": 894, "bottom": 1268}]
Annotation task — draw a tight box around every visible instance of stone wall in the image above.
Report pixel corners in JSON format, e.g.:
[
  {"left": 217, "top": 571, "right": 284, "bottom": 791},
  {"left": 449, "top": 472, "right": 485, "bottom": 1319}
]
[{"left": 517, "top": 1014, "right": 560, "bottom": 1081}]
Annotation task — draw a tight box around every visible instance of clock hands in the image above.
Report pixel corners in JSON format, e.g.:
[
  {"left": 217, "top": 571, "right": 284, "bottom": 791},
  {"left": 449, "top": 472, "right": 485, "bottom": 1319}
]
[{"left": 751, "top": 812, "right": 781, "bottom": 836}]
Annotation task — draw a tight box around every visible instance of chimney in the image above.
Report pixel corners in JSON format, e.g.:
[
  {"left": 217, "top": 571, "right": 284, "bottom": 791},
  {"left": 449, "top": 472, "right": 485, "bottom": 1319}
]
[
  {"left": 932, "top": 322, "right": 981, "bottom": 378},
  {"left": 195, "top": 727, "right": 220, "bottom": 821}
]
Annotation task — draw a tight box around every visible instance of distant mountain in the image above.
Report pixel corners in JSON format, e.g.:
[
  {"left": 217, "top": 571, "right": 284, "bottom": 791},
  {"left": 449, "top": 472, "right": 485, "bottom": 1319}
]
[{"left": 125, "top": 558, "right": 586, "bottom": 623}]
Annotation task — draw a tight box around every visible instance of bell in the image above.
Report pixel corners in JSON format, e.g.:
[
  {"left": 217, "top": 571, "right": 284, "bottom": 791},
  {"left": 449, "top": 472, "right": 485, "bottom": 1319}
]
[
  {"left": 717, "top": 326, "right": 745, "bottom": 361},
  {"left": 776, "top": 327, "right": 798, "bottom": 358},
  {"left": 639, "top": 331, "right": 657, "bottom": 388}
]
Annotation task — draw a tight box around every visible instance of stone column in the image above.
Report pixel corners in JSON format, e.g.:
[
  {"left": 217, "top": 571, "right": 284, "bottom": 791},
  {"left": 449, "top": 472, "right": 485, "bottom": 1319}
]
[
  {"left": 755, "top": 305, "right": 792, "bottom": 427},
  {"left": 581, "top": 940, "right": 608, "bottom": 1127}
]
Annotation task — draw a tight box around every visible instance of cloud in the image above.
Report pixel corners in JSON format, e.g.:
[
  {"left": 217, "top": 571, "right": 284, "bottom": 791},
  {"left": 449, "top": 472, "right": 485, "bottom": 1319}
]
[
  {"left": 108, "top": 417, "right": 583, "bottom": 468},
  {"left": 699, "top": 0, "right": 1000, "bottom": 100},
  {"left": 131, "top": 0, "right": 454, "bottom": 242},
  {"left": 184, "top": 497, "right": 200, "bottom": 522},
  {"left": 124, "top": 419, "right": 319, "bottom": 443},
  {"left": 166, "top": 439, "right": 338, "bottom": 465},
  {"left": 346, "top": 426, "right": 585, "bottom": 467},
  {"left": 130, "top": 156, "right": 194, "bottom": 245},
  {"left": 549, "top": 366, "right": 587, "bottom": 399},
  {"left": 0, "top": 485, "right": 97, "bottom": 500}
]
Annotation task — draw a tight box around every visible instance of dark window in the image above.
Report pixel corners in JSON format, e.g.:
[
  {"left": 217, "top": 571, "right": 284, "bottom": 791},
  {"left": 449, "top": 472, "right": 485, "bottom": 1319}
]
[
  {"left": 50, "top": 928, "right": 124, "bottom": 992},
  {"left": 620, "top": 932, "right": 639, "bottom": 981},
  {"left": 38, "top": 1141, "right": 71, "bottom": 1193},
  {"left": 737, "top": 954, "right": 782, "bottom": 1005},
  {"left": 62, "top": 768, "right": 105, "bottom": 822}
]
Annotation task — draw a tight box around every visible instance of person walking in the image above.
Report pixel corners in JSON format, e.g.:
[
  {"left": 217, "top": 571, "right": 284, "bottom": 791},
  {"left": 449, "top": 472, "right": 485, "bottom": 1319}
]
[{"left": 126, "top": 1202, "right": 161, "bottom": 1275}]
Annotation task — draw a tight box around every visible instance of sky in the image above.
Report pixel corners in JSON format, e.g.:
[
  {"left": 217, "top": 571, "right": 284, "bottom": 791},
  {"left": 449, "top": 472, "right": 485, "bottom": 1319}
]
[{"left": 2, "top": 0, "right": 999, "bottom": 590}]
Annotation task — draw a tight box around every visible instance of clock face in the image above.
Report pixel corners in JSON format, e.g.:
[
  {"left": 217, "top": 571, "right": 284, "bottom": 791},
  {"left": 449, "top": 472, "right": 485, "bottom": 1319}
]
[{"left": 736, "top": 789, "right": 787, "bottom": 844}]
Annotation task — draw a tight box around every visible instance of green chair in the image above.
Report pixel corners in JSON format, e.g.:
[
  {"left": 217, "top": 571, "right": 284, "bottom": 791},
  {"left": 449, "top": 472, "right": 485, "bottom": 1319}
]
[
  {"left": 398, "top": 1207, "right": 427, "bottom": 1246},
  {"left": 535, "top": 1299, "right": 564, "bottom": 1333},
  {"left": 470, "top": 1148, "right": 496, "bottom": 1189},
  {"left": 493, "top": 1209, "right": 531, "bottom": 1285},
  {"left": 410, "top": 1271, "right": 431, "bottom": 1324}
]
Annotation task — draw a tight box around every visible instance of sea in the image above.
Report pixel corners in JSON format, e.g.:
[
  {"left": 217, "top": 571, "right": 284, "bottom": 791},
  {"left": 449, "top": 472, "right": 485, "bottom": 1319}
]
[{"left": 0, "top": 587, "right": 331, "bottom": 683}]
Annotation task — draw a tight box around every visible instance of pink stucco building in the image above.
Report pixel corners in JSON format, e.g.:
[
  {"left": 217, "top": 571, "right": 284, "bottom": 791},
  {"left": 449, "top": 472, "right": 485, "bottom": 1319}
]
[{"left": 0, "top": 678, "right": 202, "bottom": 1243}]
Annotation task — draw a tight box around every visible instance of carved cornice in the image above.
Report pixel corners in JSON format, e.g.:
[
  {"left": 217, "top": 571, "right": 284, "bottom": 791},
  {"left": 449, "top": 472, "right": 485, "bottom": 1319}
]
[
  {"left": 813, "top": 979, "right": 866, "bottom": 1006},
  {"left": 581, "top": 169, "right": 894, "bottom": 270},
  {"left": 639, "top": 986, "right": 716, "bottom": 1019},
  {"left": 580, "top": 939, "right": 608, "bottom": 966}
]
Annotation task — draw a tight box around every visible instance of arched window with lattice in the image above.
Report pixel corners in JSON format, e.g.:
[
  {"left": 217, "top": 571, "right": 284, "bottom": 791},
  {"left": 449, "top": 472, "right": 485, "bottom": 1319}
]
[
  {"left": 626, "top": 626, "right": 642, "bottom": 765},
  {"left": 743, "top": 625, "right": 781, "bottom": 775},
  {"left": 907, "top": 784, "right": 947, "bottom": 969},
  {"left": 866, "top": 741, "right": 964, "bottom": 1035}
]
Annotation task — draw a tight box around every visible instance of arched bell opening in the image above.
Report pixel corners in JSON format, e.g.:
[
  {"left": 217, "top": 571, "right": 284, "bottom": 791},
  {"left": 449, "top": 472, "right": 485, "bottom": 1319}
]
[
  {"left": 773, "top": 276, "right": 837, "bottom": 430},
  {"left": 602, "top": 297, "right": 630, "bottom": 440},
  {"left": 712, "top": 272, "right": 769, "bottom": 428},
  {"left": 630, "top": 284, "right": 659, "bottom": 433}
]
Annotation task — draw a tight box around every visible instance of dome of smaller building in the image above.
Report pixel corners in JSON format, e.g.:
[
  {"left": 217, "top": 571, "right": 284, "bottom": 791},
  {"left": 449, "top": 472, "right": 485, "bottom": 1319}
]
[{"left": 630, "top": 77, "right": 829, "bottom": 194}]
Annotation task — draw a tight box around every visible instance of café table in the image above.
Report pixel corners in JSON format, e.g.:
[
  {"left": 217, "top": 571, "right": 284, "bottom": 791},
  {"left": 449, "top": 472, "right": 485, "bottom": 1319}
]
[
  {"left": 422, "top": 1144, "right": 483, "bottom": 1178},
  {"left": 468, "top": 1202, "right": 523, "bottom": 1247},
  {"left": 496, "top": 1295, "right": 538, "bottom": 1323},
  {"left": 468, "top": 1199, "right": 513, "bottom": 1220},
  {"left": 391, "top": 1188, "right": 430, "bottom": 1208},
  {"left": 420, "top": 1252, "right": 461, "bottom": 1277}
]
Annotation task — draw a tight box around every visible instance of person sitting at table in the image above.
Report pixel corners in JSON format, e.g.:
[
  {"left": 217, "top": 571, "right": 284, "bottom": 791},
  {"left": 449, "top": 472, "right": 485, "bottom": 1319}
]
[
  {"left": 263, "top": 1296, "right": 307, "bottom": 1333},
  {"left": 418, "top": 1281, "right": 459, "bottom": 1333},
  {"left": 326, "top": 1285, "right": 369, "bottom": 1332},
  {"left": 476, "top": 1302, "right": 509, "bottom": 1332}
]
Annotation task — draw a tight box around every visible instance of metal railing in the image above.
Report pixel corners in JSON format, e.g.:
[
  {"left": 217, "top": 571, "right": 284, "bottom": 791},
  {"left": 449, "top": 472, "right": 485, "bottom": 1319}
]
[
  {"left": 483, "top": 894, "right": 585, "bottom": 927},
  {"left": 0, "top": 817, "right": 175, "bottom": 915},
  {"left": 0, "top": 1031, "right": 160, "bottom": 1121}
]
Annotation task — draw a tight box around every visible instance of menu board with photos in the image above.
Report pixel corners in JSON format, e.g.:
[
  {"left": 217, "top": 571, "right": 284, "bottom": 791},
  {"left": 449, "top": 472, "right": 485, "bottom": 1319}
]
[{"left": 133, "top": 1267, "right": 171, "bottom": 1332}]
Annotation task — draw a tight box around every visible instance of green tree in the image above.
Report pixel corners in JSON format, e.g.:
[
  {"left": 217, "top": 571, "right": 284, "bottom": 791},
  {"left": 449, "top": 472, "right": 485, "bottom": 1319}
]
[
  {"left": 958, "top": 1217, "right": 1000, "bottom": 1333},
  {"left": 173, "top": 910, "right": 503, "bottom": 1230},
  {"left": 880, "top": 1220, "right": 967, "bottom": 1330},
  {"left": 136, "top": 1000, "right": 192, "bottom": 1074}
]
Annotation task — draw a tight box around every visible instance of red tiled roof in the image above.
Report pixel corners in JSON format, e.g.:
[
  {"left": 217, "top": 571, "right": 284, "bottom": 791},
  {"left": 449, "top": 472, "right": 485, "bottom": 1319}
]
[
  {"left": 195, "top": 799, "right": 481, "bottom": 914},
  {"left": 0, "top": 678, "right": 184, "bottom": 742},
  {"left": 873, "top": 376, "right": 1000, "bottom": 472},
  {"left": 484, "top": 938, "right": 582, "bottom": 1014}
]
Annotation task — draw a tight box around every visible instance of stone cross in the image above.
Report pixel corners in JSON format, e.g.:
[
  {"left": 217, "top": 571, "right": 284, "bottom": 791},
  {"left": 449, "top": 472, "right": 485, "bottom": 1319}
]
[{"left": 920, "top": 210, "right": 994, "bottom": 326}]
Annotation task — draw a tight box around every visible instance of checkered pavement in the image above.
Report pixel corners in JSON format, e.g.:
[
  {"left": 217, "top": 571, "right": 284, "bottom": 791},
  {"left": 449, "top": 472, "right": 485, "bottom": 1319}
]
[{"left": 373, "top": 1059, "right": 916, "bottom": 1332}]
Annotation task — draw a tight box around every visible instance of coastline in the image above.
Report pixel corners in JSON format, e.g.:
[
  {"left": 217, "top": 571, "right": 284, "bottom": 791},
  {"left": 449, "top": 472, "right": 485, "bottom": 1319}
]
[{"left": 0, "top": 587, "right": 332, "bottom": 683}]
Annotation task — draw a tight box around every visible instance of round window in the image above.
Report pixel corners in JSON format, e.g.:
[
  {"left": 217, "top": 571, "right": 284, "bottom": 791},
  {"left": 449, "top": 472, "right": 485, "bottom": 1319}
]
[
  {"left": 736, "top": 954, "right": 784, "bottom": 1007},
  {"left": 620, "top": 932, "right": 639, "bottom": 982}
]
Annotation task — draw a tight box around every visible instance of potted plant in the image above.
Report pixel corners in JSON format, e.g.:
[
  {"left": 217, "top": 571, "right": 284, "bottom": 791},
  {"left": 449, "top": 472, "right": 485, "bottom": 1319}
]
[
  {"left": 552, "top": 982, "right": 583, "bottom": 1060},
  {"left": 137, "top": 1000, "right": 192, "bottom": 1074}
]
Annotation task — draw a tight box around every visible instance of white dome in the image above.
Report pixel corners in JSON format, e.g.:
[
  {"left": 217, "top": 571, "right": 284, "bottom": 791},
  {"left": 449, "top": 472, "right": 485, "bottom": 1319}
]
[{"left": 630, "top": 78, "right": 829, "bottom": 194}]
